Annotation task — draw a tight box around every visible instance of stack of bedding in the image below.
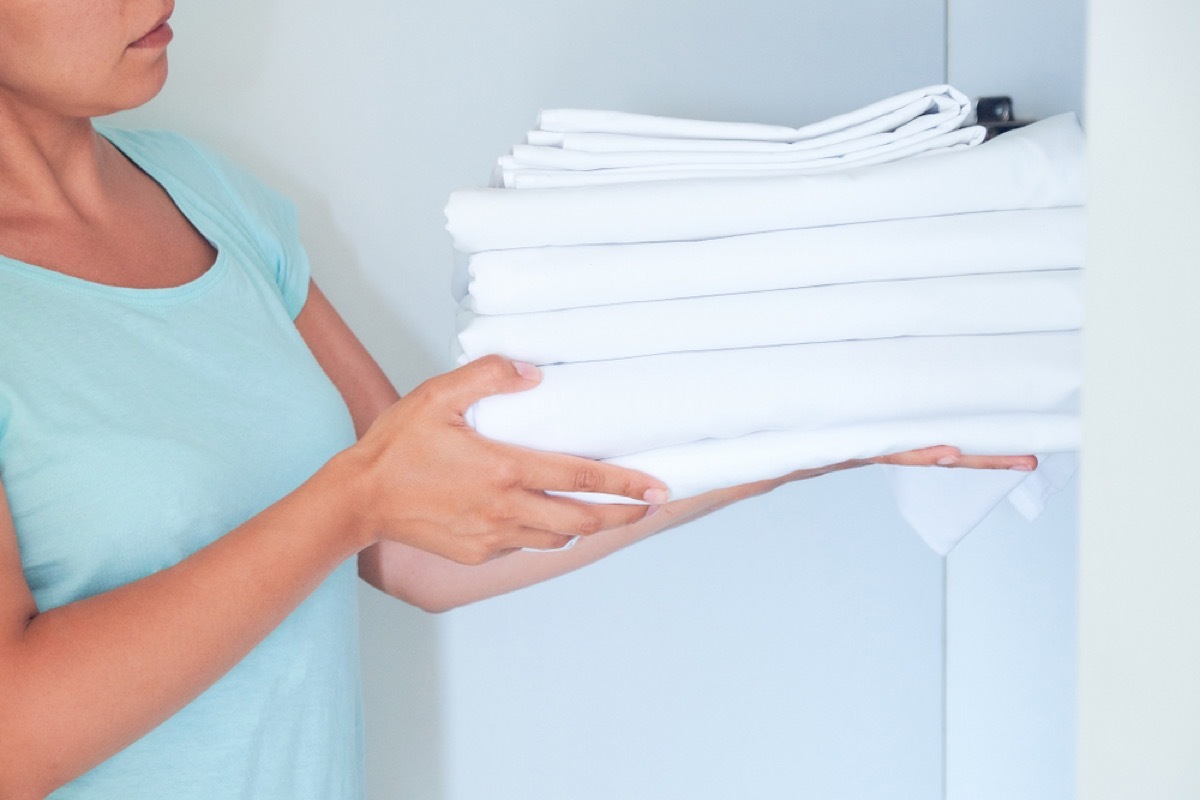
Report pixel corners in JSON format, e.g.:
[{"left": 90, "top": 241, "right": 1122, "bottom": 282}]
[{"left": 445, "top": 88, "right": 1085, "bottom": 554}]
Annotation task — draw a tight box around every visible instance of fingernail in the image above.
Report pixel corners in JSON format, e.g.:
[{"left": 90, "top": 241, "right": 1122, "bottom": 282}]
[
  {"left": 513, "top": 361, "right": 542, "bottom": 381},
  {"left": 1011, "top": 463, "right": 1036, "bottom": 472},
  {"left": 936, "top": 456, "right": 960, "bottom": 466},
  {"left": 643, "top": 488, "right": 669, "bottom": 504},
  {"left": 643, "top": 505, "right": 661, "bottom": 519}
]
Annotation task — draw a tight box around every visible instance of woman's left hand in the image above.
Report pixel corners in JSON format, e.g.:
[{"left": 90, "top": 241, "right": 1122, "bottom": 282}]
[{"left": 696, "top": 445, "right": 1037, "bottom": 506}]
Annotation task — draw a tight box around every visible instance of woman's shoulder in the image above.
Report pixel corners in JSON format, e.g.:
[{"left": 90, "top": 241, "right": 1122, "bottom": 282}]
[
  {"left": 98, "top": 127, "right": 283, "bottom": 209},
  {"left": 97, "top": 125, "right": 300, "bottom": 249}
]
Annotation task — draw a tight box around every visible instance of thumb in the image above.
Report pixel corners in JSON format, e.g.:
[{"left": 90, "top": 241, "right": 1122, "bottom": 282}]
[{"left": 427, "top": 354, "right": 543, "bottom": 415}]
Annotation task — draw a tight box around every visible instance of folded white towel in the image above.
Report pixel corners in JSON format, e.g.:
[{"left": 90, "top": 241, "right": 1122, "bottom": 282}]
[
  {"left": 460, "top": 207, "right": 1085, "bottom": 314},
  {"left": 502, "top": 127, "right": 985, "bottom": 188},
  {"left": 446, "top": 115, "right": 1084, "bottom": 253},
  {"left": 468, "top": 331, "right": 1081, "bottom": 460},
  {"left": 537, "top": 84, "right": 971, "bottom": 143},
  {"left": 456, "top": 270, "right": 1083, "bottom": 366}
]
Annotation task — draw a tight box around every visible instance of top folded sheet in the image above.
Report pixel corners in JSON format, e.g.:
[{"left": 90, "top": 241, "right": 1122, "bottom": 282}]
[
  {"left": 500, "top": 126, "right": 986, "bottom": 188},
  {"left": 506, "top": 86, "right": 983, "bottom": 188},
  {"left": 446, "top": 114, "right": 1085, "bottom": 253},
  {"left": 535, "top": 85, "right": 972, "bottom": 143}
]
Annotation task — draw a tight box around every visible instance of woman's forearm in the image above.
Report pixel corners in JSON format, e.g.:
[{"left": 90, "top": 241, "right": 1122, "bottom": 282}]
[{"left": 359, "top": 481, "right": 766, "bottom": 613}]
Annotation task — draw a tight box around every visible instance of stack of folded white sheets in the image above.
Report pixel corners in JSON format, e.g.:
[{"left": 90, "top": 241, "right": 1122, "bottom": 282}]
[{"left": 445, "top": 88, "right": 1085, "bottom": 554}]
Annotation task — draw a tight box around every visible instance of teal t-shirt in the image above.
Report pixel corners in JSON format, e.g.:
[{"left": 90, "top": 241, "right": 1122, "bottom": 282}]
[{"left": 0, "top": 128, "right": 363, "bottom": 798}]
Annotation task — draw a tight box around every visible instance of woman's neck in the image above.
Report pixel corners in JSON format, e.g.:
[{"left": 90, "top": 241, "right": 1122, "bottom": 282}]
[{"left": 0, "top": 100, "right": 116, "bottom": 223}]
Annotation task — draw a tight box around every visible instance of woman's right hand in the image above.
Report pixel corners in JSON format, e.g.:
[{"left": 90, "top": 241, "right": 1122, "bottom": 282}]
[{"left": 338, "top": 355, "right": 669, "bottom": 565}]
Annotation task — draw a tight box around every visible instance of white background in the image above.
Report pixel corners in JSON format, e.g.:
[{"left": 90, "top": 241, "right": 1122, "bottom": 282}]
[
  {"left": 1080, "top": 0, "right": 1200, "bottom": 797},
  {"left": 112, "top": 0, "right": 1093, "bottom": 797}
]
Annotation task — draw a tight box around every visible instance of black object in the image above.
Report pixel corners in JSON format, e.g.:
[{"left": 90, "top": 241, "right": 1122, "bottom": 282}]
[{"left": 975, "top": 95, "right": 1033, "bottom": 139}]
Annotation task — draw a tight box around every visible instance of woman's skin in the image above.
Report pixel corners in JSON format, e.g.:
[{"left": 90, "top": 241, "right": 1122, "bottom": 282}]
[{"left": 0, "top": 2, "right": 1037, "bottom": 796}]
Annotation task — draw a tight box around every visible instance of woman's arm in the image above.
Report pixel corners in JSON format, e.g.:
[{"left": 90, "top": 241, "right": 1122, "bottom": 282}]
[
  {"left": 295, "top": 280, "right": 1036, "bottom": 612},
  {"left": 358, "top": 445, "right": 1033, "bottom": 613}
]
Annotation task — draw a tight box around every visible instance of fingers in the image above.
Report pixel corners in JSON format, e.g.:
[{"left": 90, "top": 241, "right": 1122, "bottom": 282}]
[
  {"left": 419, "top": 355, "right": 543, "bottom": 416},
  {"left": 510, "top": 449, "right": 670, "bottom": 504},
  {"left": 510, "top": 491, "right": 653, "bottom": 538},
  {"left": 870, "top": 445, "right": 1038, "bottom": 471},
  {"left": 869, "top": 445, "right": 962, "bottom": 467},
  {"left": 951, "top": 453, "right": 1038, "bottom": 471}
]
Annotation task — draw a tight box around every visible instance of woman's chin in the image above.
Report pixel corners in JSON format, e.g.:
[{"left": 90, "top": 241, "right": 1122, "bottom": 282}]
[{"left": 93, "top": 60, "right": 170, "bottom": 118}]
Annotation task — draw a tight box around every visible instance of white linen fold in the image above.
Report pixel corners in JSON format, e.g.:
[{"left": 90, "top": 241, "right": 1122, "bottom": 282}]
[
  {"left": 456, "top": 270, "right": 1084, "bottom": 365},
  {"left": 505, "top": 123, "right": 979, "bottom": 170},
  {"left": 536, "top": 85, "right": 971, "bottom": 143},
  {"left": 603, "top": 414, "right": 1077, "bottom": 497},
  {"left": 501, "top": 127, "right": 985, "bottom": 188},
  {"left": 467, "top": 331, "right": 1081, "bottom": 460},
  {"left": 460, "top": 207, "right": 1086, "bottom": 314},
  {"left": 446, "top": 114, "right": 1085, "bottom": 253},
  {"left": 884, "top": 452, "right": 1079, "bottom": 554},
  {"left": 549, "top": 113, "right": 966, "bottom": 153}
]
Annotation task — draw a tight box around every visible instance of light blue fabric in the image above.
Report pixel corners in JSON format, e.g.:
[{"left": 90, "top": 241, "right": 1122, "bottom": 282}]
[{"left": 0, "top": 127, "right": 363, "bottom": 798}]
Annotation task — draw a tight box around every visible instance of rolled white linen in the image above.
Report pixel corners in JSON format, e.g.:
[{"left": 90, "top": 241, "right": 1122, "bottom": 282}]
[
  {"left": 466, "top": 331, "right": 1081, "bottom": 460},
  {"left": 456, "top": 270, "right": 1084, "bottom": 366},
  {"left": 537, "top": 84, "right": 971, "bottom": 143},
  {"left": 501, "top": 127, "right": 985, "bottom": 188},
  {"left": 461, "top": 207, "right": 1085, "bottom": 314},
  {"left": 445, "top": 114, "right": 1085, "bottom": 253}
]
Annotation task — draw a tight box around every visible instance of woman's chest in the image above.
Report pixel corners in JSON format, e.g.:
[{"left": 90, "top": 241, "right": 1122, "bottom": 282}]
[{"left": 0, "top": 274, "right": 356, "bottom": 609}]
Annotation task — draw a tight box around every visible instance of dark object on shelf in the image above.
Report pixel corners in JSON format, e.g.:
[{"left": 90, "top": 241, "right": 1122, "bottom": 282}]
[{"left": 976, "top": 96, "right": 1034, "bottom": 140}]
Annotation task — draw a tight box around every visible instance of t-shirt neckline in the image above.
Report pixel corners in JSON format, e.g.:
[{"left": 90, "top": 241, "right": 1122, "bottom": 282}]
[{"left": 0, "top": 127, "right": 229, "bottom": 305}]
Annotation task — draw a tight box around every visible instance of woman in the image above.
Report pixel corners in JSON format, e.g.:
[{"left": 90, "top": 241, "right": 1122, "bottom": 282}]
[{"left": 0, "top": 2, "right": 1035, "bottom": 797}]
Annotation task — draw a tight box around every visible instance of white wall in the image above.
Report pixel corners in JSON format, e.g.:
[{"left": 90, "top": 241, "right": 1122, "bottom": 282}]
[
  {"left": 111, "top": 1, "right": 1091, "bottom": 797},
  {"left": 1080, "top": 0, "right": 1200, "bottom": 796},
  {"left": 441, "top": 471, "right": 944, "bottom": 800},
  {"left": 949, "top": 0, "right": 1086, "bottom": 121},
  {"left": 945, "top": 0, "right": 1086, "bottom": 796}
]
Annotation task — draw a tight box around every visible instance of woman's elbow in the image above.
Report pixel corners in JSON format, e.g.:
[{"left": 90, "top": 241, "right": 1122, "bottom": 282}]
[{"left": 357, "top": 544, "right": 471, "bottom": 614}]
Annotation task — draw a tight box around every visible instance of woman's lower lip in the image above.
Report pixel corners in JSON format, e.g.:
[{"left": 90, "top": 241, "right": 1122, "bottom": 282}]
[{"left": 129, "top": 21, "right": 173, "bottom": 49}]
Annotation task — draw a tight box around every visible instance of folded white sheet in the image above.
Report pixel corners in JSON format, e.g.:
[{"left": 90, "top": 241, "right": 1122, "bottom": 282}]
[
  {"left": 460, "top": 207, "right": 1085, "bottom": 314},
  {"left": 505, "top": 124, "right": 980, "bottom": 171},
  {"left": 502, "top": 127, "right": 985, "bottom": 188},
  {"left": 590, "top": 417, "right": 1080, "bottom": 503},
  {"left": 446, "top": 115, "right": 1085, "bottom": 252},
  {"left": 546, "top": 112, "right": 967, "bottom": 153},
  {"left": 537, "top": 85, "right": 971, "bottom": 143},
  {"left": 467, "top": 331, "right": 1081, "bottom": 460},
  {"left": 456, "top": 270, "right": 1083, "bottom": 365}
]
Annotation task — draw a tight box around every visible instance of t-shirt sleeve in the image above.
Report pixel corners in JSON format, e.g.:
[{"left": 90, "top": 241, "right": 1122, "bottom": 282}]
[{"left": 179, "top": 137, "right": 313, "bottom": 319}]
